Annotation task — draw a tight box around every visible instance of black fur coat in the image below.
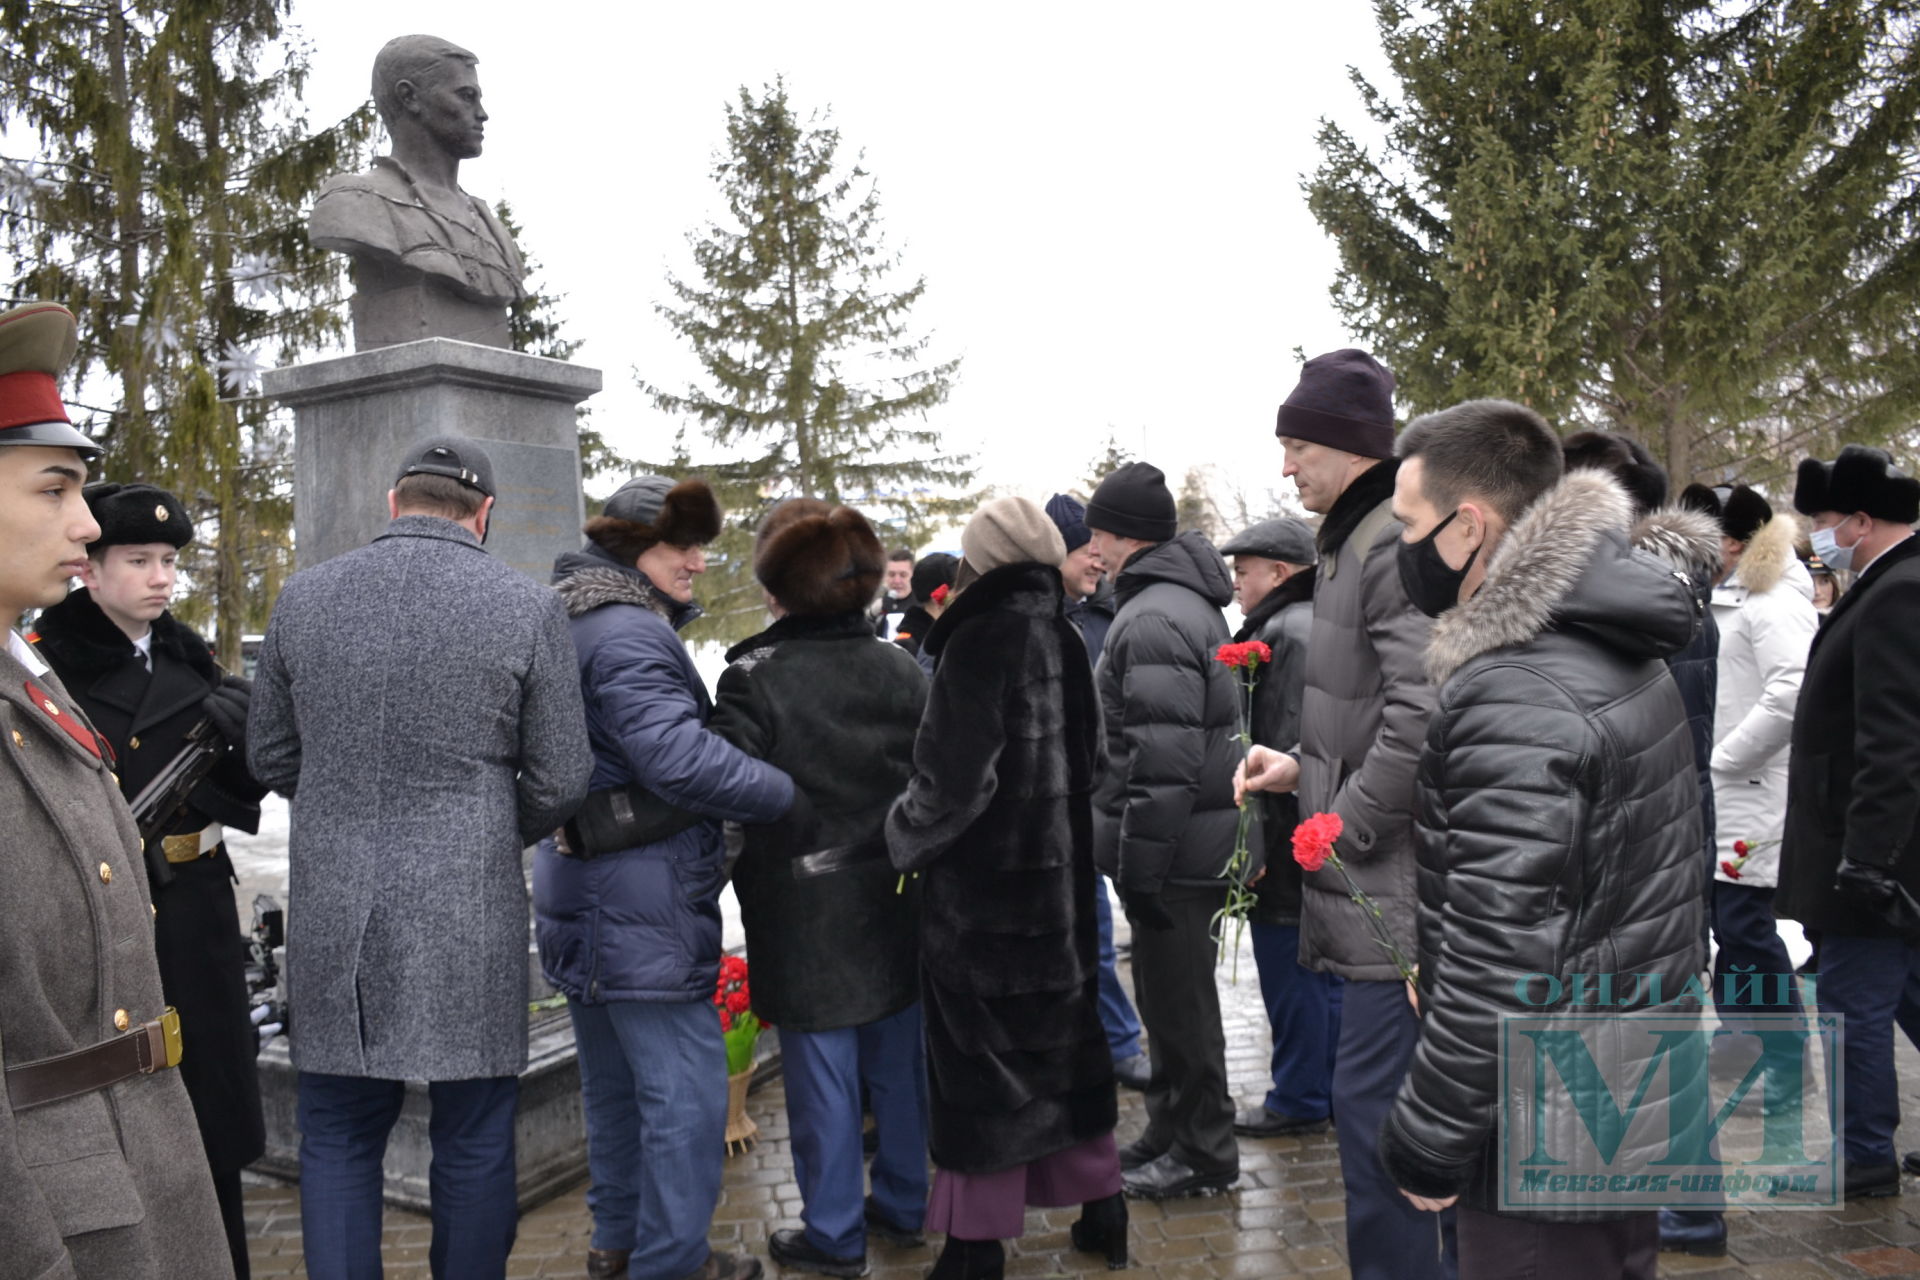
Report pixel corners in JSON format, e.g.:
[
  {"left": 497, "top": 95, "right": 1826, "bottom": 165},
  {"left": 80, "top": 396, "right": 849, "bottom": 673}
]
[{"left": 885, "top": 562, "right": 1117, "bottom": 1174}]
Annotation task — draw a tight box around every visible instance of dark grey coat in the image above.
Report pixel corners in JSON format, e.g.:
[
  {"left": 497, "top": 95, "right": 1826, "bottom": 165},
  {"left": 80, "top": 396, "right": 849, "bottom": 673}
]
[
  {"left": 1295, "top": 461, "right": 1438, "bottom": 980},
  {"left": 0, "top": 649, "right": 231, "bottom": 1278},
  {"left": 248, "top": 516, "right": 593, "bottom": 1080},
  {"left": 1235, "top": 571, "right": 1314, "bottom": 926}
]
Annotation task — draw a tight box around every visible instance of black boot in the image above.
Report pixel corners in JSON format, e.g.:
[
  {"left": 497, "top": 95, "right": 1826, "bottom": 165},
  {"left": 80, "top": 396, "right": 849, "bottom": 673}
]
[
  {"left": 1070, "top": 1192, "right": 1129, "bottom": 1269},
  {"left": 926, "top": 1236, "right": 1004, "bottom": 1280}
]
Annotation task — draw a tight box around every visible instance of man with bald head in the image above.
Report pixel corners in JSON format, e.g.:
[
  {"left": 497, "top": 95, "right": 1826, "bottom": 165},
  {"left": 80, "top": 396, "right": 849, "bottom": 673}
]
[{"left": 309, "top": 33, "right": 528, "bottom": 348}]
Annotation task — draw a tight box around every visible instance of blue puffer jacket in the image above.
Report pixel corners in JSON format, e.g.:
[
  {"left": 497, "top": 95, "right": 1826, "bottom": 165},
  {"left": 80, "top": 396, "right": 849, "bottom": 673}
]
[{"left": 533, "top": 547, "right": 794, "bottom": 1004}]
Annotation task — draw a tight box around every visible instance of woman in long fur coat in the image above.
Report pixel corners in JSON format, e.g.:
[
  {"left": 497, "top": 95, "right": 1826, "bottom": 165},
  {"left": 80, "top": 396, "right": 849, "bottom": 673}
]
[{"left": 886, "top": 497, "right": 1126, "bottom": 1280}]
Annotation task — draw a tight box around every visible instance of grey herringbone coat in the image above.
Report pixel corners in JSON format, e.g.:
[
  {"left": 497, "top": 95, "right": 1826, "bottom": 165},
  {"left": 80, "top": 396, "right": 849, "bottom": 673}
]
[{"left": 248, "top": 516, "right": 592, "bottom": 1080}]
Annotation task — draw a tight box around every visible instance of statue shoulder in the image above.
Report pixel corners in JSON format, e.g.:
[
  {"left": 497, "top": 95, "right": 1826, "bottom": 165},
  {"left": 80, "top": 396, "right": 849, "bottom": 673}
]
[{"left": 309, "top": 166, "right": 411, "bottom": 255}]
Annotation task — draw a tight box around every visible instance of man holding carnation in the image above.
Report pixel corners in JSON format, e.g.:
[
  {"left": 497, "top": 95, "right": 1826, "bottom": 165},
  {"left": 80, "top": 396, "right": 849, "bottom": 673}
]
[
  {"left": 1375, "top": 401, "right": 1705, "bottom": 1277},
  {"left": 1239, "top": 350, "right": 1445, "bottom": 1278}
]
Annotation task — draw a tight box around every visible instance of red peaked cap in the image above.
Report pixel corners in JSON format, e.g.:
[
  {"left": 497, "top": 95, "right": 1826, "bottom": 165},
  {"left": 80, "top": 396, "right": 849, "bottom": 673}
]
[{"left": 0, "top": 302, "right": 98, "bottom": 457}]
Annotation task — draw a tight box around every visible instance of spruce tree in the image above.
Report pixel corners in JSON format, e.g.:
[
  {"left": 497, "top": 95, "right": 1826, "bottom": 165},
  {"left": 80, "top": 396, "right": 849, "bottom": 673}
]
[
  {"left": 1, "top": 1, "right": 374, "bottom": 664},
  {"left": 1306, "top": 0, "right": 1920, "bottom": 483},
  {"left": 645, "top": 80, "right": 968, "bottom": 644},
  {"left": 498, "top": 199, "right": 625, "bottom": 486}
]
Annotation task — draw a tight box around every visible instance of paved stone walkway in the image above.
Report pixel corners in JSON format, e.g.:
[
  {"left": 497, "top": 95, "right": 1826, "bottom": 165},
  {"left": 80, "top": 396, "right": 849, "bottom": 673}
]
[{"left": 241, "top": 934, "right": 1920, "bottom": 1279}]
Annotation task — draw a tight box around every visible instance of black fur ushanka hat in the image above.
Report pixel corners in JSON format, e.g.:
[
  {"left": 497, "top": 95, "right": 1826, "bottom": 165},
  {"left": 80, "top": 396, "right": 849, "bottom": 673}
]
[{"left": 1794, "top": 445, "right": 1920, "bottom": 524}]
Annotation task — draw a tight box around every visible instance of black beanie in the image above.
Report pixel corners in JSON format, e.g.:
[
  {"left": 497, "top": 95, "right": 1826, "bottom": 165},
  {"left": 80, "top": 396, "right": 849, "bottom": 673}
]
[
  {"left": 911, "top": 552, "right": 958, "bottom": 603},
  {"left": 1274, "top": 349, "right": 1397, "bottom": 459},
  {"left": 1086, "top": 461, "right": 1177, "bottom": 543}
]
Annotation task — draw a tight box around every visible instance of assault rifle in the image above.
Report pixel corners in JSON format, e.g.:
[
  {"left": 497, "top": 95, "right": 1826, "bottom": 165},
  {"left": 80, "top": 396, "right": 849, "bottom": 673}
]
[{"left": 125, "top": 715, "right": 221, "bottom": 889}]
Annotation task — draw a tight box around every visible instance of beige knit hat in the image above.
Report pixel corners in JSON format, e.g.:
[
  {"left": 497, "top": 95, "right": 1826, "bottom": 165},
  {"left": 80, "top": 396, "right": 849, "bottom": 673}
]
[{"left": 954, "top": 496, "right": 1068, "bottom": 592}]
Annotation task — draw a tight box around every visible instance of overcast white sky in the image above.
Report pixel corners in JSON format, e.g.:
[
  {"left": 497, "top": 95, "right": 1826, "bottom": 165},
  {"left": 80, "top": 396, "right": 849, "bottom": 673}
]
[{"left": 286, "top": 1, "right": 1394, "bottom": 519}]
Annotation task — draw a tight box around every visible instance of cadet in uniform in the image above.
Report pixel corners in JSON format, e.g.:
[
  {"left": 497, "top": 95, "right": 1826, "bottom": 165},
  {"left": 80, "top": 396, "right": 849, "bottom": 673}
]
[
  {"left": 32, "top": 482, "right": 268, "bottom": 1277},
  {"left": 0, "top": 300, "right": 231, "bottom": 1276}
]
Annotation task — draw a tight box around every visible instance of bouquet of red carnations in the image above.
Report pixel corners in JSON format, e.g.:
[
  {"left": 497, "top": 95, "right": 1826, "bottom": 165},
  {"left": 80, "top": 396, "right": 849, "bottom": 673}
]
[{"left": 713, "top": 954, "right": 762, "bottom": 1075}]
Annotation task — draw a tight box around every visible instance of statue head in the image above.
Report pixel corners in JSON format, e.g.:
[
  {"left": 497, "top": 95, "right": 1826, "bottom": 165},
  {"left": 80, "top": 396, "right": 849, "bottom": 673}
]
[{"left": 371, "top": 35, "right": 486, "bottom": 162}]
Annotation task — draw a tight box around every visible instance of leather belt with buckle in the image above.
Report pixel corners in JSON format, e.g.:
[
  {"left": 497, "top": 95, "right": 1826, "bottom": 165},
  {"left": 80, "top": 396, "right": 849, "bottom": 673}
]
[
  {"left": 160, "top": 823, "right": 223, "bottom": 864},
  {"left": 5, "top": 1008, "right": 184, "bottom": 1111}
]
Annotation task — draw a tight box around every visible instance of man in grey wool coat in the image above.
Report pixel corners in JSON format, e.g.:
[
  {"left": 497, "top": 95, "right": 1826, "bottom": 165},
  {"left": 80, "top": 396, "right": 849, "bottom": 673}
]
[{"left": 248, "top": 434, "right": 592, "bottom": 1279}]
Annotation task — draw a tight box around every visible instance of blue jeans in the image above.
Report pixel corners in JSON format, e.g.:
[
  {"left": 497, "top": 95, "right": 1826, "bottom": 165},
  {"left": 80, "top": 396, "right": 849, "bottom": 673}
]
[
  {"left": 297, "top": 1071, "right": 518, "bottom": 1280},
  {"left": 569, "top": 999, "right": 728, "bottom": 1279},
  {"left": 781, "top": 1004, "right": 930, "bottom": 1257},
  {"left": 1711, "top": 880, "right": 1801, "bottom": 1026},
  {"left": 1334, "top": 979, "right": 1457, "bottom": 1280},
  {"left": 1815, "top": 934, "right": 1920, "bottom": 1165},
  {"left": 1094, "top": 874, "right": 1142, "bottom": 1060},
  {"left": 1249, "top": 921, "right": 1343, "bottom": 1119}
]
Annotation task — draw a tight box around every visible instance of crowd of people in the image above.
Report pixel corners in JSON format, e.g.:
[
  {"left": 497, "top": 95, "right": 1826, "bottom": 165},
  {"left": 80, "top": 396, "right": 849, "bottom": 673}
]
[{"left": 4, "top": 294, "right": 1918, "bottom": 1280}]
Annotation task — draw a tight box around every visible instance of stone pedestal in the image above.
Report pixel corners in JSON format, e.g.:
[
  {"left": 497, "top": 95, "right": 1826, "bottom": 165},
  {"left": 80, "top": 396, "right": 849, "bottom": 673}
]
[{"left": 260, "top": 338, "right": 600, "bottom": 579}]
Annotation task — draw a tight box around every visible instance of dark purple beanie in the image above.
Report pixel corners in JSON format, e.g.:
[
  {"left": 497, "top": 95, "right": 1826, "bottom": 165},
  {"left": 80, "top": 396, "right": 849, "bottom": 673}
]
[
  {"left": 1274, "top": 348, "right": 1397, "bottom": 459},
  {"left": 1043, "top": 493, "right": 1092, "bottom": 552}
]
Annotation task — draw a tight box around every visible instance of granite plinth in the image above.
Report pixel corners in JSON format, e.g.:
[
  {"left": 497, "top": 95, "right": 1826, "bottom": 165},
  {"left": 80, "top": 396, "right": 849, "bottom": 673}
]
[{"left": 261, "top": 338, "right": 600, "bottom": 579}]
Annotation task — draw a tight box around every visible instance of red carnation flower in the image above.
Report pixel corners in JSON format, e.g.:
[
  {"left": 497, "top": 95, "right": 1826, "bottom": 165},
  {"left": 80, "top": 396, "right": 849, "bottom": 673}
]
[
  {"left": 726, "top": 990, "right": 751, "bottom": 1015},
  {"left": 1721, "top": 859, "right": 1742, "bottom": 880},
  {"left": 1246, "top": 641, "right": 1272, "bottom": 664},
  {"left": 931, "top": 584, "right": 950, "bottom": 605},
  {"left": 1292, "top": 812, "right": 1343, "bottom": 873},
  {"left": 1733, "top": 840, "right": 1749, "bottom": 856},
  {"left": 719, "top": 1008, "right": 733, "bottom": 1032}
]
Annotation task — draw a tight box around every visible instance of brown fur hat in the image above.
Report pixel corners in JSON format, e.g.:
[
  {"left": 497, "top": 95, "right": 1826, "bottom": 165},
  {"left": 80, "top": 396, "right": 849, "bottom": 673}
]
[
  {"left": 584, "top": 476, "right": 722, "bottom": 563},
  {"left": 754, "top": 498, "right": 885, "bottom": 618}
]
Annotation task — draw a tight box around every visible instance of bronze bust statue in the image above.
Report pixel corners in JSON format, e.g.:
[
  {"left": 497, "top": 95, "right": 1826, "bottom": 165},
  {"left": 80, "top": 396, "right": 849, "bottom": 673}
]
[{"left": 309, "top": 35, "right": 528, "bottom": 350}]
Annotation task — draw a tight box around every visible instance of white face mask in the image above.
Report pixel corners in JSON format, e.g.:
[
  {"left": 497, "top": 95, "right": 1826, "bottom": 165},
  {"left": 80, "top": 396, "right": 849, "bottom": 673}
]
[{"left": 1810, "top": 520, "right": 1861, "bottom": 574}]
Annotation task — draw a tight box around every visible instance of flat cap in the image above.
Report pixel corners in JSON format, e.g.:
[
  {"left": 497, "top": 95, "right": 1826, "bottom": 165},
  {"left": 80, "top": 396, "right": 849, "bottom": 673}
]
[
  {"left": 0, "top": 302, "right": 99, "bottom": 458},
  {"left": 1218, "top": 517, "right": 1318, "bottom": 565}
]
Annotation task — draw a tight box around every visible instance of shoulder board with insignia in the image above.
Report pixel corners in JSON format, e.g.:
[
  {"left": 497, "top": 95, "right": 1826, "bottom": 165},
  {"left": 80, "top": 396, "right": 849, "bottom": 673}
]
[{"left": 22, "top": 679, "right": 114, "bottom": 763}]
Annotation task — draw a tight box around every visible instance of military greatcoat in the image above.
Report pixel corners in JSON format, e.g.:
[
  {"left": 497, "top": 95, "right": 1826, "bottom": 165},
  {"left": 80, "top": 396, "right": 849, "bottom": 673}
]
[
  {"left": 31, "top": 589, "right": 269, "bottom": 1175},
  {"left": 0, "top": 645, "right": 232, "bottom": 1277}
]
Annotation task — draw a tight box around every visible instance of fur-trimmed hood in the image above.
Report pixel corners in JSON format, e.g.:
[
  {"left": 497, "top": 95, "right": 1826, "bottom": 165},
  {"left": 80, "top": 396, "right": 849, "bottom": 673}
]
[
  {"left": 1426, "top": 470, "right": 1702, "bottom": 684},
  {"left": 1629, "top": 503, "right": 1725, "bottom": 596},
  {"left": 551, "top": 555, "right": 697, "bottom": 630},
  {"left": 1726, "top": 513, "right": 1812, "bottom": 600},
  {"left": 31, "top": 587, "right": 216, "bottom": 681}
]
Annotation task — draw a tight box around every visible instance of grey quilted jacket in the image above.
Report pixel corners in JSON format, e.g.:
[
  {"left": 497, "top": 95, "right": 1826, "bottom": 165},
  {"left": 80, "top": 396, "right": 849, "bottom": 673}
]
[{"left": 1295, "top": 462, "right": 1438, "bottom": 979}]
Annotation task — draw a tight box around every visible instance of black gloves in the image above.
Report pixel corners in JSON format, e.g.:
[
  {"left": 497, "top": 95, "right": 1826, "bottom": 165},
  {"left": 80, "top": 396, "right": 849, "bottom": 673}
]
[
  {"left": 1834, "top": 857, "right": 1920, "bottom": 937},
  {"left": 202, "top": 674, "right": 252, "bottom": 747},
  {"left": 1122, "top": 889, "right": 1175, "bottom": 932}
]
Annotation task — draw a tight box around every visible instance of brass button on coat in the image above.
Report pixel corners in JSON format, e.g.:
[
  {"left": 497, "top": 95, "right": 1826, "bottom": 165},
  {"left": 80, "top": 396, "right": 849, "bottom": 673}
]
[
  {"left": 113, "top": 1009, "right": 130, "bottom": 1031},
  {"left": 98, "top": 862, "right": 112, "bottom": 885},
  {"left": 9, "top": 730, "right": 20, "bottom": 748},
  {"left": 130, "top": 735, "right": 140, "bottom": 749}
]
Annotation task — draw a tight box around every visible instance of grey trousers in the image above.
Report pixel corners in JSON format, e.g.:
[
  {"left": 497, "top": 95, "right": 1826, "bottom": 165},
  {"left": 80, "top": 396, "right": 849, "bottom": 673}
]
[{"left": 1128, "top": 882, "right": 1237, "bottom": 1174}]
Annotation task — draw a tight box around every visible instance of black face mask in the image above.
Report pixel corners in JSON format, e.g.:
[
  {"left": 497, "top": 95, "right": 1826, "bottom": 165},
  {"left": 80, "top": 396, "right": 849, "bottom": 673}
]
[{"left": 1396, "top": 510, "right": 1480, "bottom": 618}]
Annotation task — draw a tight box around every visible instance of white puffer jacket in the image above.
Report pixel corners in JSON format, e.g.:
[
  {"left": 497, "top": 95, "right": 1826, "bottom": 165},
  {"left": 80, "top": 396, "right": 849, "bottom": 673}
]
[{"left": 1709, "top": 515, "right": 1819, "bottom": 887}]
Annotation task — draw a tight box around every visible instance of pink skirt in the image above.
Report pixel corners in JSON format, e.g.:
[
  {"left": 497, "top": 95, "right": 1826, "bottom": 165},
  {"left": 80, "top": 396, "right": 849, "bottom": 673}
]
[{"left": 926, "top": 1132, "right": 1123, "bottom": 1241}]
